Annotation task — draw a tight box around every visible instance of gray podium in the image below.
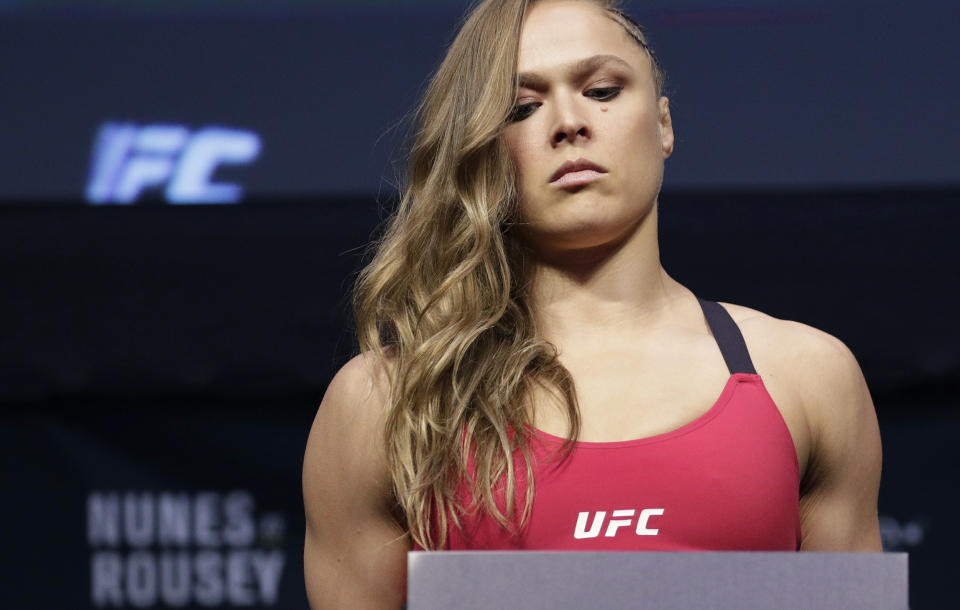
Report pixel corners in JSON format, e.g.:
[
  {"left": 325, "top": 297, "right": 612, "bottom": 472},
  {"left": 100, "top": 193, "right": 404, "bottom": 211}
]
[{"left": 407, "top": 551, "right": 909, "bottom": 609}]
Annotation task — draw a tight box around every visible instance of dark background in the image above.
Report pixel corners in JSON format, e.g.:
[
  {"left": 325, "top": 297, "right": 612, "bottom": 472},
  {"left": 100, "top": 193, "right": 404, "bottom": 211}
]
[{"left": 1, "top": 1, "right": 957, "bottom": 608}]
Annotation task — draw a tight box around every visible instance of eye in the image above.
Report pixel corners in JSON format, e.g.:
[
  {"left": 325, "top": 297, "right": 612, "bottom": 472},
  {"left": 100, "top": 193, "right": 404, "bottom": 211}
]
[
  {"left": 506, "top": 86, "right": 623, "bottom": 124},
  {"left": 507, "top": 102, "right": 541, "bottom": 123},
  {"left": 586, "top": 86, "right": 622, "bottom": 101}
]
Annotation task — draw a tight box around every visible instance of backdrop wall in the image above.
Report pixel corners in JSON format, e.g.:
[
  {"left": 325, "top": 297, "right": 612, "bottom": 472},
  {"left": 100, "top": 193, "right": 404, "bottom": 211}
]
[{"left": 1, "top": 1, "right": 957, "bottom": 608}]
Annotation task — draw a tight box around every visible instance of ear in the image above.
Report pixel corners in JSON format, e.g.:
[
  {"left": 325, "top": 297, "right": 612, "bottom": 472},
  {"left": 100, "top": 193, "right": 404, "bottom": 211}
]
[{"left": 658, "top": 96, "right": 674, "bottom": 158}]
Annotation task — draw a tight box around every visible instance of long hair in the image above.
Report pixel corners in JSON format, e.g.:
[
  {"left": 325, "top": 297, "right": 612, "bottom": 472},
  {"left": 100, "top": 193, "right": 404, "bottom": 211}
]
[{"left": 353, "top": 0, "right": 664, "bottom": 550}]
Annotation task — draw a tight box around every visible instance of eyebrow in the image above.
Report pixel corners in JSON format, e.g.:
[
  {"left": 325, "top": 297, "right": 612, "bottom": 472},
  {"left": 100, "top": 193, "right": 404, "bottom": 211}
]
[{"left": 516, "top": 54, "right": 633, "bottom": 90}]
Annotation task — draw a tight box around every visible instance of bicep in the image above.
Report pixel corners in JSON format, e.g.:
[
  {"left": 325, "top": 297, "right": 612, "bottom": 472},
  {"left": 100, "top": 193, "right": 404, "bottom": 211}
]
[
  {"left": 302, "top": 356, "right": 410, "bottom": 609},
  {"left": 798, "top": 335, "right": 883, "bottom": 551},
  {"left": 303, "top": 508, "right": 408, "bottom": 609}
]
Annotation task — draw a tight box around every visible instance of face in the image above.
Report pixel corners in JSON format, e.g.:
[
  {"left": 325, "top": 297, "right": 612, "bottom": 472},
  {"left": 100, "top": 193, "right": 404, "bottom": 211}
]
[{"left": 503, "top": 1, "right": 674, "bottom": 256}]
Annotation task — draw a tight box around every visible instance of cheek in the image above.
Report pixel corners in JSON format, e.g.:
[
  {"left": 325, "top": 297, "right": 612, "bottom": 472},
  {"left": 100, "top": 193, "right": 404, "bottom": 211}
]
[
  {"left": 612, "top": 116, "right": 666, "bottom": 185},
  {"left": 503, "top": 127, "right": 524, "bottom": 165},
  {"left": 504, "top": 130, "right": 535, "bottom": 180},
  {"left": 616, "top": 108, "right": 661, "bottom": 152},
  {"left": 504, "top": 136, "right": 546, "bottom": 209}
]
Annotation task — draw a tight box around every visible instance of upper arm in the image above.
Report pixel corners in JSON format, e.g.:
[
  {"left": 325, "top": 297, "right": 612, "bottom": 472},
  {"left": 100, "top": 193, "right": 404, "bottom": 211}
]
[
  {"left": 794, "top": 329, "right": 883, "bottom": 551},
  {"left": 302, "top": 354, "right": 410, "bottom": 609}
]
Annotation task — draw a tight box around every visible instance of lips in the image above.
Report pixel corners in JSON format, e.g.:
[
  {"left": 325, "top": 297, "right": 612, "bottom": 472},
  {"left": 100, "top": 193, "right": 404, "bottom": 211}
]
[{"left": 548, "top": 157, "right": 608, "bottom": 185}]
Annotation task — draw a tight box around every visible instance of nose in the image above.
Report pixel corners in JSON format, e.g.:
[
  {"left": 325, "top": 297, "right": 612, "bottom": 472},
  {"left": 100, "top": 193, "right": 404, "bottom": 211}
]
[{"left": 551, "top": 96, "right": 590, "bottom": 146}]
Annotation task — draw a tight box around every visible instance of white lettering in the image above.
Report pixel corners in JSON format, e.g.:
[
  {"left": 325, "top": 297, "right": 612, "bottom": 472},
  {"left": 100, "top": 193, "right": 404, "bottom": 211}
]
[
  {"left": 194, "top": 492, "right": 221, "bottom": 547},
  {"left": 573, "top": 507, "right": 666, "bottom": 539},
  {"left": 158, "top": 492, "right": 191, "bottom": 546},
  {"left": 86, "top": 122, "right": 261, "bottom": 205},
  {"left": 90, "top": 550, "right": 287, "bottom": 606},
  {"left": 251, "top": 551, "right": 285, "bottom": 604},
  {"left": 91, "top": 551, "right": 123, "bottom": 607},
  {"left": 125, "top": 551, "right": 157, "bottom": 608},
  {"left": 194, "top": 551, "right": 224, "bottom": 606},
  {"left": 226, "top": 551, "right": 256, "bottom": 605},
  {"left": 87, "top": 490, "right": 287, "bottom": 606},
  {"left": 223, "top": 491, "right": 256, "bottom": 547},
  {"left": 113, "top": 157, "right": 173, "bottom": 202},
  {"left": 86, "top": 124, "right": 136, "bottom": 203},
  {"left": 573, "top": 511, "right": 606, "bottom": 539},
  {"left": 159, "top": 552, "right": 191, "bottom": 607},
  {"left": 636, "top": 508, "right": 664, "bottom": 535},
  {"left": 124, "top": 493, "right": 154, "bottom": 547},
  {"left": 167, "top": 128, "right": 261, "bottom": 204},
  {"left": 604, "top": 509, "right": 636, "bottom": 537},
  {"left": 88, "top": 493, "right": 121, "bottom": 547},
  {"left": 112, "top": 125, "right": 189, "bottom": 203}
]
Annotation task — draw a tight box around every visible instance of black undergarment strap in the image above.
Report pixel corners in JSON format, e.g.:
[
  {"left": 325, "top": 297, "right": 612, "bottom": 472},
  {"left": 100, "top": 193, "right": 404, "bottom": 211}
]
[{"left": 697, "top": 298, "right": 757, "bottom": 375}]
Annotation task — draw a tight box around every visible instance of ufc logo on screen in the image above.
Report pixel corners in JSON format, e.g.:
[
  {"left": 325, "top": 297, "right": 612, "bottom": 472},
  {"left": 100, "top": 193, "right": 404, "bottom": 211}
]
[
  {"left": 85, "top": 122, "right": 262, "bottom": 204},
  {"left": 573, "top": 508, "right": 665, "bottom": 539}
]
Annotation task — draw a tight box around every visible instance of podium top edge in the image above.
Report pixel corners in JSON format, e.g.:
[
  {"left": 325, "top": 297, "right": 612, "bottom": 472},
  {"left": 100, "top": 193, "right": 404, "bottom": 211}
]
[{"left": 408, "top": 550, "right": 907, "bottom": 557}]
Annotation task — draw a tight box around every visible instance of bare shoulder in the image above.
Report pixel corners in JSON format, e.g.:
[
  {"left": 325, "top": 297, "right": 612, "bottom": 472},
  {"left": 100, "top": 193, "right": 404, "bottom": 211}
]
[
  {"left": 303, "top": 351, "right": 394, "bottom": 504},
  {"left": 302, "top": 352, "right": 408, "bottom": 608},
  {"left": 326, "top": 350, "right": 393, "bottom": 404},
  {"left": 717, "top": 301, "right": 870, "bottom": 418},
  {"left": 310, "top": 352, "right": 393, "bottom": 438},
  {"left": 717, "top": 301, "right": 882, "bottom": 550},
  {"left": 717, "top": 300, "right": 848, "bottom": 356}
]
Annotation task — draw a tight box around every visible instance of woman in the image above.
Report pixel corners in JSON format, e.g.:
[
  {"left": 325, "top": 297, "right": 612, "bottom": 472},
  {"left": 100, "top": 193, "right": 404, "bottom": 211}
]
[{"left": 303, "top": 0, "right": 883, "bottom": 607}]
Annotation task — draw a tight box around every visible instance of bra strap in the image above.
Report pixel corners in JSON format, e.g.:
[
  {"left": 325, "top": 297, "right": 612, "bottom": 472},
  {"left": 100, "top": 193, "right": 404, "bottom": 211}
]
[{"left": 697, "top": 298, "right": 757, "bottom": 375}]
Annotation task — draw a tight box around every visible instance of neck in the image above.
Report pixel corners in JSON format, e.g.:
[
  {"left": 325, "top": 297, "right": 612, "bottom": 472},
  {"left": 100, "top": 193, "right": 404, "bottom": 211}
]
[{"left": 524, "top": 203, "right": 688, "bottom": 347}]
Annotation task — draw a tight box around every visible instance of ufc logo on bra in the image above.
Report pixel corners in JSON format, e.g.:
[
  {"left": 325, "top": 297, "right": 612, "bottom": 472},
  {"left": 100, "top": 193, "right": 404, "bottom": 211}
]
[{"left": 573, "top": 508, "right": 665, "bottom": 539}]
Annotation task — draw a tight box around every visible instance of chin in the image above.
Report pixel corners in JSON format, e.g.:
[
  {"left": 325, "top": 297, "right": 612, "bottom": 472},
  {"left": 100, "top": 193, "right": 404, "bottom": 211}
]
[
  {"left": 518, "top": 191, "right": 655, "bottom": 250},
  {"left": 521, "top": 217, "right": 642, "bottom": 258}
]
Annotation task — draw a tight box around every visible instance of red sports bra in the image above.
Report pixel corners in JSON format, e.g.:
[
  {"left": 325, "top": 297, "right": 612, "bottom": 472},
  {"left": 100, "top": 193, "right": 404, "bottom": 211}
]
[{"left": 416, "top": 299, "right": 802, "bottom": 551}]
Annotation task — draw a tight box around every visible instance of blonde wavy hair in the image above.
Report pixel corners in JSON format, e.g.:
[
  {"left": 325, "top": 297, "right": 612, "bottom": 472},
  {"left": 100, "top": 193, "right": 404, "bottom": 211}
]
[{"left": 353, "top": 0, "right": 665, "bottom": 549}]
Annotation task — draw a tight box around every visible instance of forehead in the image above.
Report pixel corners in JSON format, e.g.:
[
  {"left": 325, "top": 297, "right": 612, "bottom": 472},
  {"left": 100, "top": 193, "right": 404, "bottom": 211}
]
[{"left": 516, "top": 1, "right": 646, "bottom": 76}]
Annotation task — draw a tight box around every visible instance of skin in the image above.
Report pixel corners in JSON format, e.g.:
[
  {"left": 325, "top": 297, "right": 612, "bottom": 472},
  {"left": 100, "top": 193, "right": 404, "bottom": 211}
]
[{"left": 303, "top": 2, "right": 883, "bottom": 608}]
